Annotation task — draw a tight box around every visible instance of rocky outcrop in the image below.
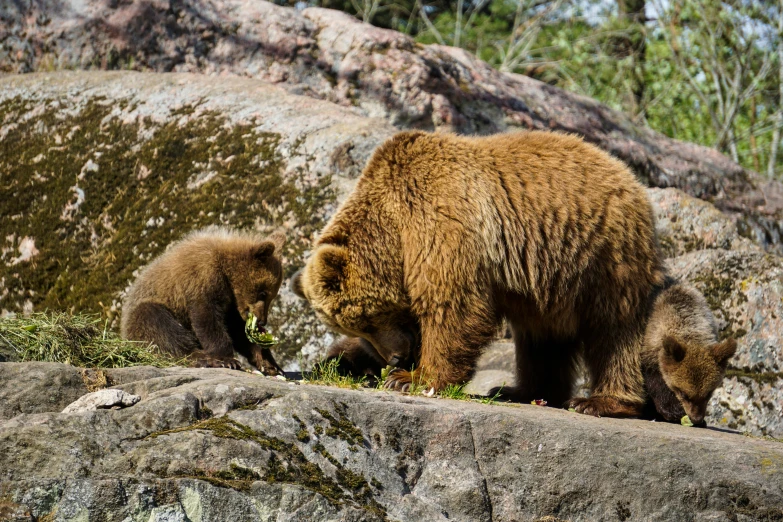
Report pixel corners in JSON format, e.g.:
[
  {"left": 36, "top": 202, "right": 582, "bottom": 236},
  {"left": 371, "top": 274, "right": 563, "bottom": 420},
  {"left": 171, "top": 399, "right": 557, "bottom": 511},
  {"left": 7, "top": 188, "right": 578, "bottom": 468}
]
[
  {"left": 2, "top": 0, "right": 782, "bottom": 251},
  {"left": 1, "top": 362, "right": 781, "bottom": 521}
]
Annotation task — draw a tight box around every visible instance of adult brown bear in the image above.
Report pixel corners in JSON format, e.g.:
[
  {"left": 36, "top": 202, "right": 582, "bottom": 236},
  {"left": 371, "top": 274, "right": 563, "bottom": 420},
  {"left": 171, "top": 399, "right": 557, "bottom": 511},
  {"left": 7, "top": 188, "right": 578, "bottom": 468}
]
[{"left": 292, "top": 130, "right": 666, "bottom": 417}]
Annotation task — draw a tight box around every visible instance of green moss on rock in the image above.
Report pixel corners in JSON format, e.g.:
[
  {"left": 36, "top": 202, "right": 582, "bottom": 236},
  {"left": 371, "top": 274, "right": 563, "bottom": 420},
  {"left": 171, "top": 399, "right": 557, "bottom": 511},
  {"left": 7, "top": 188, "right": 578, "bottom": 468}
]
[
  {"left": 0, "top": 97, "right": 335, "bottom": 325},
  {"left": 146, "top": 416, "right": 386, "bottom": 520}
]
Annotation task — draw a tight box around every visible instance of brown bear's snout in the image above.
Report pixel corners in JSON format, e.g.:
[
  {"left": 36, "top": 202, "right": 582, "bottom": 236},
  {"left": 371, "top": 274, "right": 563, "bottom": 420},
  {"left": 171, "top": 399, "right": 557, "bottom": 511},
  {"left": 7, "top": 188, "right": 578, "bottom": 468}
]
[{"left": 290, "top": 269, "right": 306, "bottom": 299}]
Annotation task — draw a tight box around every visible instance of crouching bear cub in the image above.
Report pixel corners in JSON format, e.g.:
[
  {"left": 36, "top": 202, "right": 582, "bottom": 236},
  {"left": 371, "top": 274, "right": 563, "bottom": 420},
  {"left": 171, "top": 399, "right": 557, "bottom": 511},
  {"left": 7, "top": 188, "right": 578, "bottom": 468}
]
[
  {"left": 641, "top": 279, "right": 737, "bottom": 425},
  {"left": 121, "top": 227, "right": 285, "bottom": 374},
  {"left": 293, "top": 130, "right": 667, "bottom": 418}
]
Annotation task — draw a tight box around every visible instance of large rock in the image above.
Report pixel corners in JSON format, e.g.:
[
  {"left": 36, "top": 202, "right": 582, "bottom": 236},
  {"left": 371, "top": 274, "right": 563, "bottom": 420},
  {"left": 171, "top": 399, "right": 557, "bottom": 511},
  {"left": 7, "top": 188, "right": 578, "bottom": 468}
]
[
  {"left": 0, "top": 71, "right": 395, "bottom": 367},
  {"left": 0, "top": 363, "right": 89, "bottom": 419},
  {"left": 0, "top": 363, "right": 781, "bottom": 521},
  {"left": 2, "top": 0, "right": 782, "bottom": 252}
]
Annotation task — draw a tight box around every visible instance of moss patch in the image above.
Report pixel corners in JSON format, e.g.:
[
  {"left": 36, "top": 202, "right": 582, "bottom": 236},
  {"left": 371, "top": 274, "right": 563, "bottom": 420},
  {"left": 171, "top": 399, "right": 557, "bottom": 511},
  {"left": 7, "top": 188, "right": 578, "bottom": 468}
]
[
  {"left": 316, "top": 406, "right": 365, "bottom": 447},
  {"left": 726, "top": 369, "right": 783, "bottom": 386},
  {"left": 690, "top": 255, "right": 751, "bottom": 341},
  {"left": 0, "top": 96, "right": 335, "bottom": 323},
  {"left": 182, "top": 463, "right": 262, "bottom": 492},
  {"left": 146, "top": 416, "right": 386, "bottom": 520}
]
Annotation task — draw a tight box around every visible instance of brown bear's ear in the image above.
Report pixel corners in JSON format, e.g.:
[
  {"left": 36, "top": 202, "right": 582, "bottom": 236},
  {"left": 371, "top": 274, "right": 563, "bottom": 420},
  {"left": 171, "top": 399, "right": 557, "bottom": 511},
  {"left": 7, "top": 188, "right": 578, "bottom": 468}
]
[
  {"left": 711, "top": 338, "right": 737, "bottom": 368},
  {"left": 252, "top": 241, "right": 277, "bottom": 259},
  {"left": 661, "top": 336, "right": 686, "bottom": 364},
  {"left": 314, "top": 245, "right": 349, "bottom": 292}
]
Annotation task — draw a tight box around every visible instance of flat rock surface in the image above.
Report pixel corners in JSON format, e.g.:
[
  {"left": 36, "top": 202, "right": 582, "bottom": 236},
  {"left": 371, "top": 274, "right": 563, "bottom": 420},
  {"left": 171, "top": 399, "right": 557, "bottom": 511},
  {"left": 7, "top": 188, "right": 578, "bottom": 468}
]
[{"left": 0, "top": 363, "right": 781, "bottom": 522}]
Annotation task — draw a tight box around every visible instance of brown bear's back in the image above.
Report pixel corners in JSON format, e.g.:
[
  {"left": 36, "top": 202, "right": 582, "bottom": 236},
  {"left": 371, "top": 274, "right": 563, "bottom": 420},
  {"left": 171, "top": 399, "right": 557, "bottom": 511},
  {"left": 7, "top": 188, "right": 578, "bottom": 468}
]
[{"left": 345, "top": 130, "right": 664, "bottom": 328}]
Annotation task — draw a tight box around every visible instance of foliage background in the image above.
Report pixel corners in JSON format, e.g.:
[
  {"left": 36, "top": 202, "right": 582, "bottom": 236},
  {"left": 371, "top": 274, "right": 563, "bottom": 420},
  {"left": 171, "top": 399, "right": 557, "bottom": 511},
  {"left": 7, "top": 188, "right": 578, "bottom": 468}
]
[{"left": 281, "top": 0, "right": 783, "bottom": 180}]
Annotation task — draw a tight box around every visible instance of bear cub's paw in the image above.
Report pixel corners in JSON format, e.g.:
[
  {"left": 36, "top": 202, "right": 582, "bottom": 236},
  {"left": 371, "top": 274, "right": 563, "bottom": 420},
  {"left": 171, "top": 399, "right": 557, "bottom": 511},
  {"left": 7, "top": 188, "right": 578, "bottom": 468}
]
[
  {"left": 191, "top": 355, "right": 244, "bottom": 371},
  {"left": 486, "top": 385, "right": 524, "bottom": 402},
  {"left": 567, "top": 396, "right": 644, "bottom": 418},
  {"left": 250, "top": 346, "right": 283, "bottom": 376}
]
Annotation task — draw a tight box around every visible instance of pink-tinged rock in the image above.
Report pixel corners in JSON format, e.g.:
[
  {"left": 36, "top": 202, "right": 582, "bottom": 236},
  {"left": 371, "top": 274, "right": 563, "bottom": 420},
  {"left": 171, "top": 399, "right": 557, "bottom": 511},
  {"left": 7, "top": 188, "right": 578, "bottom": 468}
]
[{"left": 2, "top": 0, "right": 781, "bottom": 251}]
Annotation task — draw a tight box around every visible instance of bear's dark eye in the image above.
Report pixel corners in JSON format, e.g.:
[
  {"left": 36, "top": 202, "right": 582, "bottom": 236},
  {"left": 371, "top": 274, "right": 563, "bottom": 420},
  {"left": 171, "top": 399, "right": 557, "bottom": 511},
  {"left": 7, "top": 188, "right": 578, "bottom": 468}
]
[{"left": 258, "top": 291, "right": 268, "bottom": 300}]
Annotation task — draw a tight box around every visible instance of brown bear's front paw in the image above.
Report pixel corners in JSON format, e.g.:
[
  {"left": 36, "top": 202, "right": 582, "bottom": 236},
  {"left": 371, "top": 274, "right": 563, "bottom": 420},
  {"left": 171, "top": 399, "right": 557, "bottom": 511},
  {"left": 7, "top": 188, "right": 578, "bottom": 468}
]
[
  {"left": 192, "top": 356, "right": 243, "bottom": 371},
  {"left": 383, "top": 369, "right": 438, "bottom": 396},
  {"left": 383, "top": 368, "right": 414, "bottom": 392},
  {"left": 567, "top": 396, "right": 643, "bottom": 418}
]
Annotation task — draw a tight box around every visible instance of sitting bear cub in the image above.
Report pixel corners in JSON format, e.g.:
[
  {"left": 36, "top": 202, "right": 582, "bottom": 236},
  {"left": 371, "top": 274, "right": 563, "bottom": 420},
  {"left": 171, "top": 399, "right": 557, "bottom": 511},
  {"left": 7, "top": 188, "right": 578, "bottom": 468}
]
[
  {"left": 122, "top": 226, "right": 284, "bottom": 374},
  {"left": 293, "top": 130, "right": 667, "bottom": 418}
]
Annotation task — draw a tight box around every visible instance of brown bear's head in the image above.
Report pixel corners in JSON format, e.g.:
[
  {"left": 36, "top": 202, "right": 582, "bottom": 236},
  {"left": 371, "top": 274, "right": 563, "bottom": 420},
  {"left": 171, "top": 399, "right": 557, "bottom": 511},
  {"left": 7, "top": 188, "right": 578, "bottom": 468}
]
[
  {"left": 227, "top": 232, "right": 285, "bottom": 326},
  {"left": 291, "top": 242, "right": 418, "bottom": 368},
  {"left": 658, "top": 335, "right": 737, "bottom": 426}
]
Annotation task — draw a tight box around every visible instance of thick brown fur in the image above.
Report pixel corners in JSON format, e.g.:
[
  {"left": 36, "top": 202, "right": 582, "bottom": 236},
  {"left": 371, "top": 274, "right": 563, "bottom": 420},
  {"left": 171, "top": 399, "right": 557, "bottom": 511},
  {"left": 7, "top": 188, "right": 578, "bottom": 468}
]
[
  {"left": 121, "top": 226, "right": 285, "bottom": 374},
  {"left": 640, "top": 279, "right": 737, "bottom": 425},
  {"left": 293, "top": 130, "right": 666, "bottom": 417}
]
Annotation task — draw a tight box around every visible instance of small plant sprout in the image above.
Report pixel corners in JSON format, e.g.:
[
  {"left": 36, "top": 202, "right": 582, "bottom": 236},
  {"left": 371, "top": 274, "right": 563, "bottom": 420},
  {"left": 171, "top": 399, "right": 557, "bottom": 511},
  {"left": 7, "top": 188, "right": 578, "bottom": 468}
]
[
  {"left": 440, "top": 383, "right": 469, "bottom": 400},
  {"left": 305, "top": 355, "right": 367, "bottom": 390},
  {"left": 681, "top": 415, "right": 694, "bottom": 427},
  {"left": 481, "top": 384, "right": 504, "bottom": 406},
  {"left": 375, "top": 364, "right": 394, "bottom": 389},
  {"left": 244, "top": 313, "right": 279, "bottom": 346}
]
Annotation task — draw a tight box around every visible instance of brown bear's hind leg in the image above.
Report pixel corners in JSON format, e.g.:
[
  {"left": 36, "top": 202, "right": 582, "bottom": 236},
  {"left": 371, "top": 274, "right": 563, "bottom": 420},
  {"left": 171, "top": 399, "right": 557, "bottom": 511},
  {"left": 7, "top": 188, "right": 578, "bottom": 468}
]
[
  {"left": 123, "top": 301, "right": 201, "bottom": 357},
  {"left": 488, "top": 335, "right": 579, "bottom": 406},
  {"left": 567, "top": 328, "right": 645, "bottom": 418},
  {"left": 568, "top": 396, "right": 644, "bottom": 418}
]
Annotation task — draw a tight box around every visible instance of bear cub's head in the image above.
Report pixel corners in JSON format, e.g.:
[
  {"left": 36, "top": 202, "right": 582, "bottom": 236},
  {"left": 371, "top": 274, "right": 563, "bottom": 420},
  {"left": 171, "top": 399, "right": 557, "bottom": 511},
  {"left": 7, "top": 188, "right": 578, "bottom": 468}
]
[
  {"left": 658, "top": 335, "right": 736, "bottom": 426},
  {"left": 291, "top": 243, "right": 418, "bottom": 369},
  {"left": 647, "top": 282, "right": 737, "bottom": 426},
  {"left": 226, "top": 231, "right": 285, "bottom": 326}
]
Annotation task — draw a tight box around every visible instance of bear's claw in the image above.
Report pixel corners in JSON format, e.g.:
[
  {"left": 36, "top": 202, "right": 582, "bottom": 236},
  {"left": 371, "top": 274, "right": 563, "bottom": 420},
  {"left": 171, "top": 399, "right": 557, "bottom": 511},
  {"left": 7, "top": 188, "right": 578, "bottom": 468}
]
[
  {"left": 383, "top": 368, "right": 413, "bottom": 392},
  {"left": 566, "top": 396, "right": 643, "bottom": 418},
  {"left": 193, "top": 356, "right": 244, "bottom": 371}
]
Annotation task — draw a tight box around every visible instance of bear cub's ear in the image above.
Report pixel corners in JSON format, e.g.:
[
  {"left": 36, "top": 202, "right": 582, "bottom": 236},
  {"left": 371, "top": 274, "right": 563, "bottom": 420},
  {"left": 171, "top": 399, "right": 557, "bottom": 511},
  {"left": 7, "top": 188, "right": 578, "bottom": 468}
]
[
  {"left": 711, "top": 338, "right": 737, "bottom": 368},
  {"left": 661, "top": 336, "right": 686, "bottom": 364},
  {"left": 252, "top": 242, "right": 277, "bottom": 259},
  {"left": 267, "top": 230, "right": 286, "bottom": 252},
  {"left": 251, "top": 231, "right": 286, "bottom": 260}
]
